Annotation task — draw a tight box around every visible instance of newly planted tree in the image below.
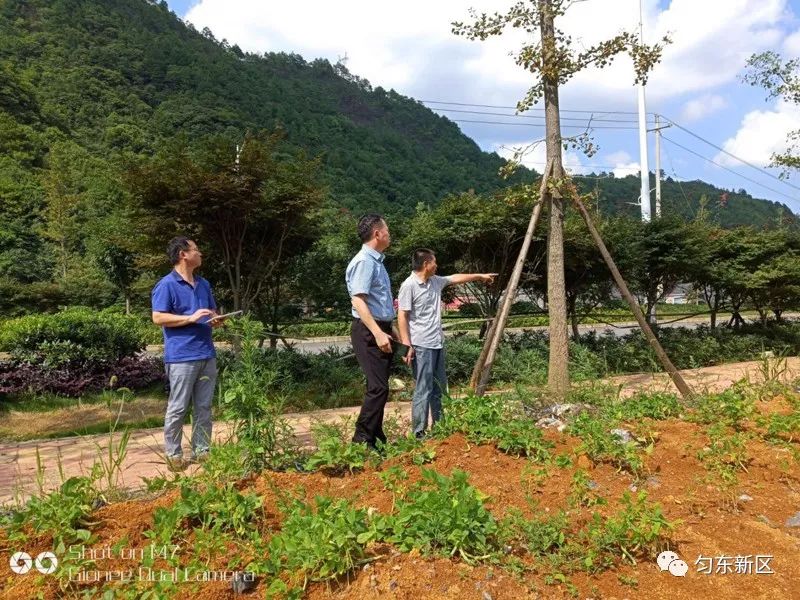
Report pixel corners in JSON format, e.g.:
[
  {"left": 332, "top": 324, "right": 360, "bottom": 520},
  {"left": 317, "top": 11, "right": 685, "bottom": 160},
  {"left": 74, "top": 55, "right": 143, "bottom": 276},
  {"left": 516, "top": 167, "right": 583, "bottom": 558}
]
[{"left": 454, "top": 0, "right": 669, "bottom": 400}]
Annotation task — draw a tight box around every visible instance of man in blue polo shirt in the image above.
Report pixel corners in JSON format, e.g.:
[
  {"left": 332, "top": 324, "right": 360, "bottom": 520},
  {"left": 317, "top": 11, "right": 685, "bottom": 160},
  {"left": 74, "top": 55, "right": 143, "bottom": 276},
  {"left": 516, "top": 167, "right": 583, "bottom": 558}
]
[
  {"left": 151, "top": 237, "right": 223, "bottom": 471},
  {"left": 345, "top": 213, "right": 395, "bottom": 448}
]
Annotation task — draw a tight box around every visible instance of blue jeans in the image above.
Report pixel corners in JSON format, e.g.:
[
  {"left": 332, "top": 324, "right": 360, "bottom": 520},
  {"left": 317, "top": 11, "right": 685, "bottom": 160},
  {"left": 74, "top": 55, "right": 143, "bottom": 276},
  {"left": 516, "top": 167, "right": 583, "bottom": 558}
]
[
  {"left": 164, "top": 358, "right": 217, "bottom": 459},
  {"left": 411, "top": 347, "right": 447, "bottom": 437}
]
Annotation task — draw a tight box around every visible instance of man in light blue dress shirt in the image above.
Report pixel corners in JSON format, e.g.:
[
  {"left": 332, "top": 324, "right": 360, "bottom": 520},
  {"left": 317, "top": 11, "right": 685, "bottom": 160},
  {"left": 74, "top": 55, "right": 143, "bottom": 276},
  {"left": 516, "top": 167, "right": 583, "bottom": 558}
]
[{"left": 345, "top": 214, "right": 395, "bottom": 447}]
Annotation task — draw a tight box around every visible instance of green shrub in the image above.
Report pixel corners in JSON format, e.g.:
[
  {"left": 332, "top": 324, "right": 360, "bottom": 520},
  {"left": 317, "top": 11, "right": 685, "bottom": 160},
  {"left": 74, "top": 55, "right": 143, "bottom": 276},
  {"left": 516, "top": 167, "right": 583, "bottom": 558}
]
[
  {"left": 0, "top": 308, "right": 145, "bottom": 367},
  {"left": 457, "top": 302, "right": 483, "bottom": 318}
]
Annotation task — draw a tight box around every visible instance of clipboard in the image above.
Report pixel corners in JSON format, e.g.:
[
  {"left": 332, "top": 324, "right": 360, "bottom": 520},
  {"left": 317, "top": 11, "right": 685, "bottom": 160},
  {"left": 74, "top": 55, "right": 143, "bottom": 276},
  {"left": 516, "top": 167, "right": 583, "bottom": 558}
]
[{"left": 208, "top": 310, "right": 243, "bottom": 322}]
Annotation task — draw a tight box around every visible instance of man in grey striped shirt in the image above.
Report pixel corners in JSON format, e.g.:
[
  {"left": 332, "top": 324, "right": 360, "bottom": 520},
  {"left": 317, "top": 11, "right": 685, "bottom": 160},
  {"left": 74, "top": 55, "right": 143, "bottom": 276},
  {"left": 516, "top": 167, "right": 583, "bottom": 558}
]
[{"left": 397, "top": 248, "right": 496, "bottom": 438}]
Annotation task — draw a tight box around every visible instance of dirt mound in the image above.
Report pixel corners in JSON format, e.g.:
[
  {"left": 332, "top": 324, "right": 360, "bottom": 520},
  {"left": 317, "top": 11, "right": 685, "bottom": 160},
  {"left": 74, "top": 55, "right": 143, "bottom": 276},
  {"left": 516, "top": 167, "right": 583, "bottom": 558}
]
[{"left": 3, "top": 397, "right": 800, "bottom": 599}]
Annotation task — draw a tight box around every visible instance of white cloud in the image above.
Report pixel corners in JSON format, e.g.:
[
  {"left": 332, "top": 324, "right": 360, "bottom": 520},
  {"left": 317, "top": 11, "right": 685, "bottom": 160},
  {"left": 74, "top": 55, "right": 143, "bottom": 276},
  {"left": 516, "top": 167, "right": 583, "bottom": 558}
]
[
  {"left": 715, "top": 99, "right": 800, "bottom": 167},
  {"left": 607, "top": 150, "right": 632, "bottom": 164},
  {"left": 784, "top": 29, "right": 800, "bottom": 55},
  {"left": 612, "top": 161, "right": 641, "bottom": 178},
  {"left": 679, "top": 94, "right": 728, "bottom": 122},
  {"left": 184, "top": 0, "right": 794, "bottom": 111},
  {"left": 602, "top": 150, "right": 640, "bottom": 177}
]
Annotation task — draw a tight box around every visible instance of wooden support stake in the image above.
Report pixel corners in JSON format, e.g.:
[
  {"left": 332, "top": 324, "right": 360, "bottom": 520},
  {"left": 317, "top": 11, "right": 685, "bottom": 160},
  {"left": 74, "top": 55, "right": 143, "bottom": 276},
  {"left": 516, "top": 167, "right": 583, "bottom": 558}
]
[
  {"left": 571, "top": 195, "right": 694, "bottom": 400},
  {"left": 471, "top": 161, "right": 553, "bottom": 396}
]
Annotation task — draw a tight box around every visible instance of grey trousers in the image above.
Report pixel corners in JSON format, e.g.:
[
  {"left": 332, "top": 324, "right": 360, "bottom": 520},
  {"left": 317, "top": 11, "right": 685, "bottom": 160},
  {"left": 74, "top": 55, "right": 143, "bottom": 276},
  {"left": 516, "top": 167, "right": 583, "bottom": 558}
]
[
  {"left": 411, "top": 346, "right": 447, "bottom": 437},
  {"left": 163, "top": 358, "right": 217, "bottom": 458}
]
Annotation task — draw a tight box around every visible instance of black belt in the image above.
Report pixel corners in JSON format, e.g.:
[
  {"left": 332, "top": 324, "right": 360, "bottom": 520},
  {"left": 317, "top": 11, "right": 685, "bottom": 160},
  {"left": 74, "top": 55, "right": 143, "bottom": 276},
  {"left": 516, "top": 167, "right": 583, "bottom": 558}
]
[{"left": 353, "top": 318, "right": 393, "bottom": 326}]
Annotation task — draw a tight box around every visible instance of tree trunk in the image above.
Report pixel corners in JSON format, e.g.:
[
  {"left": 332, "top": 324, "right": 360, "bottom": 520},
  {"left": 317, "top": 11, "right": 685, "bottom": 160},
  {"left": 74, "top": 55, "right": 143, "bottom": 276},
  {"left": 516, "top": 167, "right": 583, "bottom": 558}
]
[
  {"left": 125, "top": 296, "right": 131, "bottom": 316},
  {"left": 568, "top": 294, "right": 580, "bottom": 341},
  {"left": 541, "top": 0, "right": 569, "bottom": 401},
  {"left": 269, "top": 274, "right": 281, "bottom": 349}
]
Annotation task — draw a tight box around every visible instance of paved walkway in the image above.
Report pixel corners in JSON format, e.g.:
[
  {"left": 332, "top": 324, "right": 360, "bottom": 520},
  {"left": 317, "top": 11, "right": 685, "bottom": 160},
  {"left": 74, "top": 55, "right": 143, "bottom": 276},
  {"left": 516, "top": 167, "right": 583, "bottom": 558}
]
[
  {"left": 0, "top": 402, "right": 412, "bottom": 506},
  {"left": 2, "top": 357, "right": 798, "bottom": 506}
]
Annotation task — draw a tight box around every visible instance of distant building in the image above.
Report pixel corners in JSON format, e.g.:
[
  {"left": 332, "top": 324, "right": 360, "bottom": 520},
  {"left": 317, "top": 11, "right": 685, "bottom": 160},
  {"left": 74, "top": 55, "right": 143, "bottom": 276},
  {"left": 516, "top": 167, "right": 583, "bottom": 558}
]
[{"left": 664, "top": 283, "right": 699, "bottom": 305}]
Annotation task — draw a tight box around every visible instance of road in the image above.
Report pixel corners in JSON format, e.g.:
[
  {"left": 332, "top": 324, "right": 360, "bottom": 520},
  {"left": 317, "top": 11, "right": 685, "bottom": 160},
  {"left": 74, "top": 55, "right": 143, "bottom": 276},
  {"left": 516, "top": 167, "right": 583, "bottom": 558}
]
[{"left": 292, "top": 316, "right": 717, "bottom": 354}]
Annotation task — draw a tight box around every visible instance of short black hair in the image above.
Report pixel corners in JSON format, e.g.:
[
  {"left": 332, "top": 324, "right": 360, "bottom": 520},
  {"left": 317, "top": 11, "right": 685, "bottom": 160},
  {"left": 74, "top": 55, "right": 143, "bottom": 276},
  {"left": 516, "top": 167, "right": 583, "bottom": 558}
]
[
  {"left": 167, "top": 236, "right": 192, "bottom": 265},
  {"left": 412, "top": 248, "right": 436, "bottom": 271},
  {"left": 357, "top": 213, "right": 385, "bottom": 242}
]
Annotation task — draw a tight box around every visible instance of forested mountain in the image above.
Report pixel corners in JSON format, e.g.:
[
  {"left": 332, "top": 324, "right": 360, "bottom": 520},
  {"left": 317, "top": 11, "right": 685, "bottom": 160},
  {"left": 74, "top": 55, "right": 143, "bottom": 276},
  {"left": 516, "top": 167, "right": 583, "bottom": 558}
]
[
  {"left": 0, "top": 0, "right": 795, "bottom": 314},
  {"left": 0, "top": 0, "right": 524, "bottom": 217},
  {"left": 0, "top": 0, "right": 793, "bottom": 219}
]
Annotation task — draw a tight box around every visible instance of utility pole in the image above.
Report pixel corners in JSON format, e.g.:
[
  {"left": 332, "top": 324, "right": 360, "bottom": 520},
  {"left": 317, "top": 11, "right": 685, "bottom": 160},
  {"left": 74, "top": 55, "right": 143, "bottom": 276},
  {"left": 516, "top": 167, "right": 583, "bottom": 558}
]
[
  {"left": 649, "top": 115, "right": 673, "bottom": 218},
  {"left": 654, "top": 114, "right": 661, "bottom": 218},
  {"left": 637, "top": 0, "right": 651, "bottom": 223}
]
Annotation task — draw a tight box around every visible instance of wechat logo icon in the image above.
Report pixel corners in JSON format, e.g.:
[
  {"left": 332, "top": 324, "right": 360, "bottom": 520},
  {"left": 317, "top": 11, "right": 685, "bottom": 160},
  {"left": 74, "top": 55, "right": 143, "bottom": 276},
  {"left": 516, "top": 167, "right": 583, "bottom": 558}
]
[{"left": 658, "top": 550, "right": 688, "bottom": 577}]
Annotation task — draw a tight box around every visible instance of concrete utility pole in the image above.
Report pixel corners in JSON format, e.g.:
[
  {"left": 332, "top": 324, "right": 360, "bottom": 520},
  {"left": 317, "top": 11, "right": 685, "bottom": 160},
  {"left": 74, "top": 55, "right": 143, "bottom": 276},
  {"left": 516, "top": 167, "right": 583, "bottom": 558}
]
[
  {"left": 637, "top": 0, "right": 651, "bottom": 222},
  {"left": 654, "top": 114, "right": 661, "bottom": 218},
  {"left": 650, "top": 114, "right": 672, "bottom": 218}
]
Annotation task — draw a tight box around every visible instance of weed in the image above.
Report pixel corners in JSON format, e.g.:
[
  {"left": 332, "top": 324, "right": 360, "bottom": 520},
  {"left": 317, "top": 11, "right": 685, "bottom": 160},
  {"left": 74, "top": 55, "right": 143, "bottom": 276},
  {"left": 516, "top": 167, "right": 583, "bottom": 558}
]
[
  {"left": 764, "top": 412, "right": 800, "bottom": 442},
  {"left": 617, "top": 573, "right": 639, "bottom": 587},
  {"left": 500, "top": 507, "right": 568, "bottom": 556},
  {"left": 146, "top": 478, "right": 263, "bottom": 545},
  {"left": 7, "top": 473, "right": 100, "bottom": 547},
  {"left": 434, "top": 393, "right": 551, "bottom": 459},
  {"left": 569, "top": 470, "right": 606, "bottom": 508},
  {"left": 379, "top": 465, "right": 409, "bottom": 511},
  {"left": 605, "top": 391, "right": 683, "bottom": 421},
  {"left": 264, "top": 496, "right": 378, "bottom": 591},
  {"left": 568, "top": 413, "right": 644, "bottom": 475},
  {"left": 493, "top": 418, "right": 553, "bottom": 460},
  {"left": 381, "top": 468, "right": 499, "bottom": 562},
  {"left": 219, "top": 317, "right": 301, "bottom": 471},
  {"left": 690, "top": 385, "right": 755, "bottom": 430},
  {"left": 553, "top": 453, "right": 574, "bottom": 469},
  {"left": 697, "top": 423, "right": 751, "bottom": 487},
  {"left": 411, "top": 446, "right": 437, "bottom": 465},
  {"left": 578, "top": 491, "right": 673, "bottom": 572},
  {"left": 304, "top": 435, "right": 369, "bottom": 475}
]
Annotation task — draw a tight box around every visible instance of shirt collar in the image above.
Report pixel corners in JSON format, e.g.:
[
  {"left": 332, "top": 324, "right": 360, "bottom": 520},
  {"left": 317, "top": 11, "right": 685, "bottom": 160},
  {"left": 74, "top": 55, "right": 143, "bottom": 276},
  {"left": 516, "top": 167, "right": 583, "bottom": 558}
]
[
  {"left": 412, "top": 271, "right": 428, "bottom": 285},
  {"left": 362, "top": 244, "right": 385, "bottom": 263},
  {"left": 171, "top": 270, "right": 195, "bottom": 285}
]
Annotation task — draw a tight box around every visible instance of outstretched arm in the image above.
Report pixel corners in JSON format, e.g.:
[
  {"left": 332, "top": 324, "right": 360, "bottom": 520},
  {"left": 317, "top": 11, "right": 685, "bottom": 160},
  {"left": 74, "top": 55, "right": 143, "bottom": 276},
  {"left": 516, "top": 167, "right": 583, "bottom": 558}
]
[{"left": 447, "top": 273, "right": 498, "bottom": 285}]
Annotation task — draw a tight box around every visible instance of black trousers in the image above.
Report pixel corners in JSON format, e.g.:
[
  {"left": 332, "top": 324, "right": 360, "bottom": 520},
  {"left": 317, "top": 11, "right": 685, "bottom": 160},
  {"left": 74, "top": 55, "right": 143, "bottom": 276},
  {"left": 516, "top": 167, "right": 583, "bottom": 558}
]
[{"left": 351, "top": 318, "right": 394, "bottom": 446}]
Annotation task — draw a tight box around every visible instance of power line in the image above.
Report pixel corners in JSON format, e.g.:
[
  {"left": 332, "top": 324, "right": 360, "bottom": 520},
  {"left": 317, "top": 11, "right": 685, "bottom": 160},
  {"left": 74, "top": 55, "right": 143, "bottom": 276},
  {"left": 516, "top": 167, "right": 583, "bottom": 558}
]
[
  {"left": 451, "top": 118, "right": 641, "bottom": 130},
  {"left": 516, "top": 161, "right": 641, "bottom": 172},
  {"left": 659, "top": 115, "right": 800, "bottom": 194},
  {"left": 421, "top": 99, "right": 645, "bottom": 116},
  {"left": 661, "top": 135, "right": 797, "bottom": 204},
  {"left": 662, "top": 144, "right": 695, "bottom": 218},
  {"left": 431, "top": 107, "right": 652, "bottom": 124}
]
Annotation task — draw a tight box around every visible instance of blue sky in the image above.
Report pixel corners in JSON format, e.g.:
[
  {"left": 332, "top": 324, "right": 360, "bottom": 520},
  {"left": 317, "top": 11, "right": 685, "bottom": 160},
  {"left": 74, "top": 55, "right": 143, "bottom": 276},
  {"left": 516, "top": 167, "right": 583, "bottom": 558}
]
[{"left": 166, "top": 0, "right": 800, "bottom": 212}]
